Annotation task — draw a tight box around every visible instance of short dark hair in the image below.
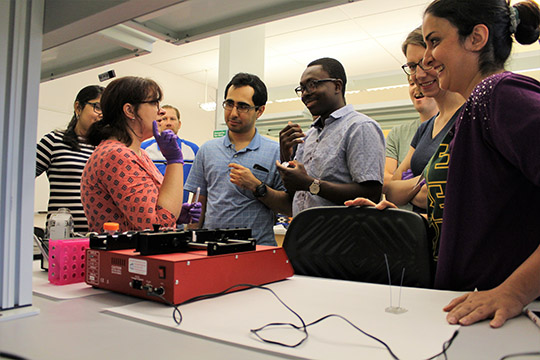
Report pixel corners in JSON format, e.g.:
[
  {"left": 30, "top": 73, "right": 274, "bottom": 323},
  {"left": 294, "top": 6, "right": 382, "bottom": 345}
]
[
  {"left": 162, "top": 105, "right": 180, "bottom": 120},
  {"left": 87, "top": 76, "right": 162, "bottom": 147},
  {"left": 402, "top": 26, "right": 426, "bottom": 56},
  {"left": 63, "top": 85, "right": 104, "bottom": 151},
  {"left": 425, "top": 0, "right": 540, "bottom": 75},
  {"left": 307, "top": 57, "right": 347, "bottom": 97},
  {"left": 224, "top": 73, "right": 267, "bottom": 107}
]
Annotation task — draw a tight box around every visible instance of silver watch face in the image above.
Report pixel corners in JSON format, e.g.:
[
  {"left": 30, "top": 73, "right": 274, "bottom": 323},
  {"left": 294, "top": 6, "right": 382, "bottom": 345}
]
[{"left": 309, "top": 180, "right": 320, "bottom": 195}]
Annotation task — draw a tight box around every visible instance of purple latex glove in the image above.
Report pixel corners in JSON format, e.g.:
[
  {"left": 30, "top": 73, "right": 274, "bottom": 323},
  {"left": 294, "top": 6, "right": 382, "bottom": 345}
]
[
  {"left": 177, "top": 202, "right": 202, "bottom": 224},
  {"left": 401, "top": 168, "right": 414, "bottom": 180},
  {"left": 153, "top": 121, "right": 183, "bottom": 164}
]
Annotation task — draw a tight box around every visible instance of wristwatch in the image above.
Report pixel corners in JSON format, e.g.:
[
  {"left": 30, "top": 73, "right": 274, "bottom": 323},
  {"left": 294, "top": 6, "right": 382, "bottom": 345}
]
[
  {"left": 253, "top": 182, "right": 268, "bottom": 198},
  {"left": 309, "top": 179, "right": 321, "bottom": 195}
]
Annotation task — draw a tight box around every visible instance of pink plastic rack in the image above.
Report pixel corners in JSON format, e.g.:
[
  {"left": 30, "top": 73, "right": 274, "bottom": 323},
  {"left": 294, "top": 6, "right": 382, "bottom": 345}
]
[{"left": 48, "top": 238, "right": 89, "bottom": 285}]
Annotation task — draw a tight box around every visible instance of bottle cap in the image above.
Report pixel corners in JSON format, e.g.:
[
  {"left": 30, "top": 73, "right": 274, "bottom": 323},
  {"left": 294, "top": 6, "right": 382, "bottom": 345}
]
[{"left": 103, "top": 222, "right": 120, "bottom": 231}]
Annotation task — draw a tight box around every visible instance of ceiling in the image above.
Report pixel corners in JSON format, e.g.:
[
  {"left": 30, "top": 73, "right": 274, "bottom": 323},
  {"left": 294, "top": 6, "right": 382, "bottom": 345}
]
[
  {"left": 42, "top": 0, "right": 540, "bottom": 103},
  {"left": 132, "top": 0, "right": 430, "bottom": 102}
]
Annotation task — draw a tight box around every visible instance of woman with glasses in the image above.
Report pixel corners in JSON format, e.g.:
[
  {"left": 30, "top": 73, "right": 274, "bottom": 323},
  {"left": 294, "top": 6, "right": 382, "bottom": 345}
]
[
  {"left": 419, "top": 0, "right": 540, "bottom": 328},
  {"left": 383, "top": 29, "right": 439, "bottom": 202},
  {"left": 384, "top": 26, "right": 464, "bottom": 217},
  {"left": 36, "top": 85, "right": 104, "bottom": 234},
  {"left": 351, "top": 0, "right": 540, "bottom": 328},
  {"left": 81, "top": 76, "right": 200, "bottom": 232}
]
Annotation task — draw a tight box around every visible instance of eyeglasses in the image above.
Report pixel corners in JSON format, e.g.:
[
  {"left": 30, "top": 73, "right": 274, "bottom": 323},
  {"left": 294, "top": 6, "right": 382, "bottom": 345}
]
[
  {"left": 401, "top": 59, "right": 434, "bottom": 76},
  {"left": 139, "top": 99, "right": 161, "bottom": 111},
  {"left": 294, "top": 78, "right": 339, "bottom": 96},
  {"left": 222, "top": 100, "right": 259, "bottom": 113},
  {"left": 86, "top": 102, "right": 102, "bottom": 114}
]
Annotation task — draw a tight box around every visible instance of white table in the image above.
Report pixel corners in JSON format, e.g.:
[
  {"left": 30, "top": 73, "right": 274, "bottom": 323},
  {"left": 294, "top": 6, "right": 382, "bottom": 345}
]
[{"left": 1, "top": 264, "right": 539, "bottom": 360}]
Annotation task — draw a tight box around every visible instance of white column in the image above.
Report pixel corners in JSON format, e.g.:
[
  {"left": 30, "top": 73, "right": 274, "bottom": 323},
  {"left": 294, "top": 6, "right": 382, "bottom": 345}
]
[
  {"left": 0, "top": 0, "right": 43, "bottom": 317},
  {"left": 215, "top": 25, "right": 265, "bottom": 130}
]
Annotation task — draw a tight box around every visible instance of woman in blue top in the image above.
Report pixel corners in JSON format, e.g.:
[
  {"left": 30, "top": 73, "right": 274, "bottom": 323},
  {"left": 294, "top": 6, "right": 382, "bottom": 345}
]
[{"left": 385, "top": 27, "right": 464, "bottom": 211}]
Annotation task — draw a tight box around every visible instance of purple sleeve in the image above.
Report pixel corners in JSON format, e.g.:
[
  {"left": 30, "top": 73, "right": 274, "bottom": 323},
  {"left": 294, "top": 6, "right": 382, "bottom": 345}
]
[{"left": 489, "top": 74, "right": 540, "bottom": 186}]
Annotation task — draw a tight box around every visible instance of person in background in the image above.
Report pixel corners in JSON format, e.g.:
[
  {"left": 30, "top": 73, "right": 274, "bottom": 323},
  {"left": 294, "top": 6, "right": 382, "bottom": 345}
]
[
  {"left": 36, "top": 85, "right": 104, "bottom": 234},
  {"left": 384, "top": 26, "right": 464, "bottom": 214},
  {"left": 185, "top": 73, "right": 291, "bottom": 246},
  {"left": 141, "top": 104, "right": 199, "bottom": 203},
  {"left": 278, "top": 57, "right": 385, "bottom": 216},
  {"left": 383, "top": 29, "right": 439, "bottom": 195},
  {"left": 81, "top": 76, "right": 200, "bottom": 232}
]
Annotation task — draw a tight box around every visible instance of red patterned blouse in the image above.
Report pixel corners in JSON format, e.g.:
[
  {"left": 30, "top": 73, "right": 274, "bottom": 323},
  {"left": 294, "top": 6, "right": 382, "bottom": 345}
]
[{"left": 81, "top": 139, "right": 176, "bottom": 232}]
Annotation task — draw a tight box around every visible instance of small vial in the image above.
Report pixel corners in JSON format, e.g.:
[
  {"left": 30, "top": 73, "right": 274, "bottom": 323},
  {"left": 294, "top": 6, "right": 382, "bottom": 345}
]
[{"left": 103, "top": 222, "right": 119, "bottom": 234}]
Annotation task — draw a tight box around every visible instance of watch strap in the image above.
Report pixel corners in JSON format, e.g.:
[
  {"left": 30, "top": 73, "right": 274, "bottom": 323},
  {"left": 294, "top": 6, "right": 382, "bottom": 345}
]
[{"left": 253, "top": 182, "right": 267, "bottom": 198}]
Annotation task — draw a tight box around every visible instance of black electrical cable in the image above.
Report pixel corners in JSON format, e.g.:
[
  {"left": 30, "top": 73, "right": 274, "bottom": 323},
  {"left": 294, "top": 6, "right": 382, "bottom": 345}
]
[
  {"left": 499, "top": 352, "right": 540, "bottom": 360},
  {"left": 279, "top": 313, "right": 401, "bottom": 359},
  {"left": 0, "top": 351, "right": 29, "bottom": 360},
  {"left": 154, "top": 283, "right": 459, "bottom": 360},
  {"left": 425, "top": 329, "right": 459, "bottom": 360}
]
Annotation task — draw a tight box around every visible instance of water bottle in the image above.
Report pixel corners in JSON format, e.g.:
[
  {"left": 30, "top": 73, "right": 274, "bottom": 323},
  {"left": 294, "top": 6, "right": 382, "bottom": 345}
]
[{"left": 46, "top": 208, "right": 74, "bottom": 240}]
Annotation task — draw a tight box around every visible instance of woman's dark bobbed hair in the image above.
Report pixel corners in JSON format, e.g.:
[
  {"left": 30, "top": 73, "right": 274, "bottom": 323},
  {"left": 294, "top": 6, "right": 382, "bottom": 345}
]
[{"left": 86, "top": 76, "right": 162, "bottom": 147}]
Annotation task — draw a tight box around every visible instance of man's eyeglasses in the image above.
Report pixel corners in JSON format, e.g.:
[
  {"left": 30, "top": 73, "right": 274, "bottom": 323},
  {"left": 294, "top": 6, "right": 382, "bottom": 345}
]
[
  {"left": 86, "top": 102, "right": 102, "bottom": 115},
  {"left": 222, "top": 100, "right": 259, "bottom": 113},
  {"left": 294, "top": 78, "right": 339, "bottom": 96},
  {"left": 401, "top": 59, "right": 434, "bottom": 76}
]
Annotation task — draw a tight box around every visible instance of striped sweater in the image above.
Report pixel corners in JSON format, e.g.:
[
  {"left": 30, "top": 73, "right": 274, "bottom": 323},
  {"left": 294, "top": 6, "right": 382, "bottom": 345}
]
[{"left": 36, "top": 130, "right": 94, "bottom": 233}]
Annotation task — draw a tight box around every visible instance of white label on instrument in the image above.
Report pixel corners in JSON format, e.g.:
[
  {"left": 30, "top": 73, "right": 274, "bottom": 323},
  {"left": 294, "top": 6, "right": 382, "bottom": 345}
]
[{"left": 128, "top": 258, "right": 147, "bottom": 275}]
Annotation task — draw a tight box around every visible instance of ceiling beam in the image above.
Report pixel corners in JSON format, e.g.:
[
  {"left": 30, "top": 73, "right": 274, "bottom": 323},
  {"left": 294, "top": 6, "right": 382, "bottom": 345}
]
[{"left": 43, "top": 0, "right": 186, "bottom": 50}]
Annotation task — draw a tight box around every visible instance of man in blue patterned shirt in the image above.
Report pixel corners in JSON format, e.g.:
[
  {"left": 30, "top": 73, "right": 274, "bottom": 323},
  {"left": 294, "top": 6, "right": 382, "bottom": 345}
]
[
  {"left": 278, "top": 57, "right": 385, "bottom": 216},
  {"left": 185, "top": 73, "right": 291, "bottom": 246}
]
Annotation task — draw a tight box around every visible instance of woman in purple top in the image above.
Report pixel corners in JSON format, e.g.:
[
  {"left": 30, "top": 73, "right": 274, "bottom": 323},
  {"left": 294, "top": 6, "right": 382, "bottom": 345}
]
[
  {"left": 346, "top": 0, "right": 540, "bottom": 329},
  {"left": 421, "top": 0, "right": 540, "bottom": 328}
]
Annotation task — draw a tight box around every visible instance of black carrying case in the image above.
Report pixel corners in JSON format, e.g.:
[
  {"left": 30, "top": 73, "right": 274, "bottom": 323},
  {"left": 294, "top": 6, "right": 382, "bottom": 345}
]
[{"left": 282, "top": 206, "right": 434, "bottom": 288}]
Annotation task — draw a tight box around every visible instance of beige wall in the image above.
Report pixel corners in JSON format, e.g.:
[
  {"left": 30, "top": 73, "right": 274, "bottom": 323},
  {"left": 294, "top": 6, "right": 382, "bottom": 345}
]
[{"left": 265, "top": 86, "right": 410, "bottom": 115}]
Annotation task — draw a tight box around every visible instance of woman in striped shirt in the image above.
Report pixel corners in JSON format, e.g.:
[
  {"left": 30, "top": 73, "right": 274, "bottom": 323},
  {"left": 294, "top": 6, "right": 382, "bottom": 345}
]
[{"left": 36, "top": 85, "right": 104, "bottom": 234}]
